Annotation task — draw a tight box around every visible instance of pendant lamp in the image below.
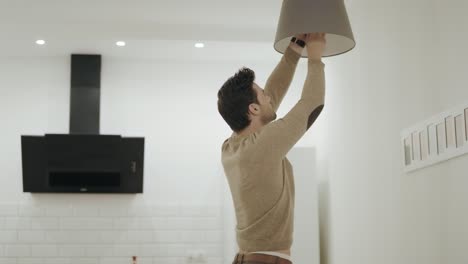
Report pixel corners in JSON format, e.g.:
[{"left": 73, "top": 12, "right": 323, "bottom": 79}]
[{"left": 274, "top": 0, "right": 356, "bottom": 57}]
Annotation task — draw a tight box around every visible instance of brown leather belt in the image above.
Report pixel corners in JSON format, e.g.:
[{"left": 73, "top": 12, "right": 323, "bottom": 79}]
[{"left": 232, "top": 253, "right": 292, "bottom": 264}]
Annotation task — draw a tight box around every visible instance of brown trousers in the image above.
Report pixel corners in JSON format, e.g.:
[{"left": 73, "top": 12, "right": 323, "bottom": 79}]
[{"left": 232, "top": 253, "right": 293, "bottom": 264}]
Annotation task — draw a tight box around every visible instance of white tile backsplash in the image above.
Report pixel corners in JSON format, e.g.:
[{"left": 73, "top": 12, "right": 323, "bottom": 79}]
[
  {"left": 0, "top": 231, "right": 17, "bottom": 243},
  {"left": 18, "top": 231, "right": 46, "bottom": 243},
  {"left": 18, "top": 206, "right": 44, "bottom": 217},
  {"left": 31, "top": 245, "right": 58, "bottom": 257},
  {"left": 4, "top": 218, "right": 31, "bottom": 230},
  {"left": 59, "top": 246, "right": 86, "bottom": 257},
  {"left": 0, "top": 259, "right": 17, "bottom": 264},
  {"left": 0, "top": 205, "right": 18, "bottom": 217},
  {"left": 43, "top": 258, "right": 71, "bottom": 264},
  {"left": 16, "top": 258, "right": 43, "bottom": 264},
  {"left": 30, "top": 218, "right": 59, "bottom": 230},
  {"left": 69, "top": 257, "right": 98, "bottom": 264},
  {"left": 5, "top": 245, "right": 31, "bottom": 257},
  {"left": 0, "top": 203, "right": 223, "bottom": 263}
]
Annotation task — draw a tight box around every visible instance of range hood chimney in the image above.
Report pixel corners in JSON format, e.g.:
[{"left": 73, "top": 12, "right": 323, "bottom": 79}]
[
  {"left": 20, "top": 54, "right": 145, "bottom": 193},
  {"left": 70, "top": 54, "right": 101, "bottom": 134}
]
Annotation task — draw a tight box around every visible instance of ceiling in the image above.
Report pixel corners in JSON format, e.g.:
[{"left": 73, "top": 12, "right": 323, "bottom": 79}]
[{"left": 0, "top": 0, "right": 285, "bottom": 60}]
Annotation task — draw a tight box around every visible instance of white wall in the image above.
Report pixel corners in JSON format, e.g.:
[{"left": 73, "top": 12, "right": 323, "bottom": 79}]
[
  {"left": 313, "top": 0, "right": 468, "bottom": 264},
  {"left": 314, "top": 0, "right": 444, "bottom": 263},
  {"left": 289, "top": 148, "right": 320, "bottom": 264},
  {"left": 431, "top": 1, "right": 468, "bottom": 263},
  {"left": 2, "top": 0, "right": 468, "bottom": 263}
]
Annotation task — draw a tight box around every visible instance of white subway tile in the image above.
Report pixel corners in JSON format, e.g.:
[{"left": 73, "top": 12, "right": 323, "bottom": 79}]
[
  {"left": 60, "top": 218, "right": 114, "bottom": 230},
  {"left": 69, "top": 258, "right": 99, "bottom": 264},
  {"left": 151, "top": 206, "right": 179, "bottom": 217},
  {"left": 0, "top": 246, "right": 3, "bottom": 256},
  {"left": 99, "top": 257, "right": 152, "bottom": 264},
  {"left": 44, "top": 231, "right": 67, "bottom": 243},
  {"left": 150, "top": 218, "right": 167, "bottom": 228},
  {"left": 126, "top": 231, "right": 153, "bottom": 243},
  {"left": 127, "top": 206, "right": 153, "bottom": 217},
  {"left": 73, "top": 206, "right": 100, "bottom": 217},
  {"left": 138, "top": 244, "right": 167, "bottom": 257},
  {"left": 18, "top": 231, "right": 46, "bottom": 243},
  {"left": 99, "top": 231, "right": 128, "bottom": 243},
  {"left": 99, "top": 207, "right": 128, "bottom": 217},
  {"left": 5, "top": 245, "right": 31, "bottom": 257},
  {"left": 85, "top": 245, "right": 113, "bottom": 257},
  {"left": 0, "top": 231, "right": 17, "bottom": 243},
  {"left": 113, "top": 218, "right": 138, "bottom": 229},
  {"left": 0, "top": 218, "right": 4, "bottom": 229},
  {"left": 178, "top": 206, "right": 220, "bottom": 217},
  {"left": 17, "top": 258, "right": 44, "bottom": 264},
  {"left": 112, "top": 245, "right": 138, "bottom": 257},
  {"left": 98, "top": 258, "right": 127, "bottom": 264},
  {"left": 180, "top": 231, "right": 204, "bottom": 242},
  {"left": 197, "top": 244, "right": 223, "bottom": 257},
  {"left": 4, "top": 218, "right": 31, "bottom": 229},
  {"left": 135, "top": 218, "right": 155, "bottom": 229},
  {"left": 59, "top": 246, "right": 86, "bottom": 257},
  {"left": 0, "top": 205, "right": 18, "bottom": 216},
  {"left": 167, "top": 245, "right": 188, "bottom": 257},
  {"left": 192, "top": 218, "right": 222, "bottom": 230},
  {"left": 204, "top": 231, "right": 223, "bottom": 243},
  {"left": 31, "top": 245, "right": 58, "bottom": 257},
  {"left": 153, "top": 231, "right": 181, "bottom": 243},
  {"left": 18, "top": 206, "right": 45, "bottom": 217},
  {"left": 45, "top": 206, "right": 74, "bottom": 217},
  {"left": 0, "top": 258, "right": 17, "bottom": 264},
  {"left": 207, "top": 257, "right": 223, "bottom": 264},
  {"left": 153, "top": 257, "right": 183, "bottom": 264},
  {"left": 31, "top": 218, "right": 59, "bottom": 230},
  {"left": 164, "top": 218, "right": 189, "bottom": 230},
  {"left": 134, "top": 258, "right": 153, "bottom": 264},
  {"left": 136, "top": 217, "right": 168, "bottom": 230},
  {"left": 167, "top": 218, "right": 220, "bottom": 230},
  {"left": 47, "top": 230, "right": 100, "bottom": 244},
  {"left": 70, "top": 230, "right": 102, "bottom": 244},
  {"left": 43, "top": 258, "right": 71, "bottom": 264},
  {"left": 17, "top": 258, "right": 46, "bottom": 264}
]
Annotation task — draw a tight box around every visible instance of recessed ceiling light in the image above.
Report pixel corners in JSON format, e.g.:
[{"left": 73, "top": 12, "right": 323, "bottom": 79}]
[
  {"left": 194, "top": 43, "right": 205, "bottom": 48},
  {"left": 116, "top": 41, "right": 126, "bottom": 47},
  {"left": 36, "top": 40, "right": 46, "bottom": 45}
]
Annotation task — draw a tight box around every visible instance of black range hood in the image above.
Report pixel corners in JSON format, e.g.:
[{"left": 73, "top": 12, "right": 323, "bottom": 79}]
[{"left": 21, "top": 55, "right": 144, "bottom": 193}]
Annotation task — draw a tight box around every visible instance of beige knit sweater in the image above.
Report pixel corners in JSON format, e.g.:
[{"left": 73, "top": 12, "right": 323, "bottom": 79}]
[{"left": 221, "top": 46, "right": 325, "bottom": 252}]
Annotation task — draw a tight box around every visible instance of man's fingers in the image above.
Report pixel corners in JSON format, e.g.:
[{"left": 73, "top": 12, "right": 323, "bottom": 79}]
[
  {"left": 295, "top": 33, "right": 307, "bottom": 41},
  {"left": 306, "top": 32, "right": 326, "bottom": 42}
]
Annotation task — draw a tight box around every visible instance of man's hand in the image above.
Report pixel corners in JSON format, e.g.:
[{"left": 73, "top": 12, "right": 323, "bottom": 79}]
[
  {"left": 306, "top": 33, "right": 326, "bottom": 61},
  {"left": 288, "top": 34, "right": 307, "bottom": 55}
]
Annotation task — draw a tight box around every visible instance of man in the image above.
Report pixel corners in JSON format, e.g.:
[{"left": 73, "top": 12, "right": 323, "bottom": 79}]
[{"left": 217, "top": 33, "right": 326, "bottom": 264}]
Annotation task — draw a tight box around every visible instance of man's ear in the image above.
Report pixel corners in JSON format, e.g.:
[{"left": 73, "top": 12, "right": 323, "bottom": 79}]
[{"left": 248, "top": 103, "right": 260, "bottom": 115}]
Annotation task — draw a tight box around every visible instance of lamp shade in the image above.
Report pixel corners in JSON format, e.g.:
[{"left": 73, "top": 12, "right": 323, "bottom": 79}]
[{"left": 274, "top": 0, "right": 355, "bottom": 57}]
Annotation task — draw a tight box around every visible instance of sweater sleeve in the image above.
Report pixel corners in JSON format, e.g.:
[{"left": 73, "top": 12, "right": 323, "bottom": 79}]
[
  {"left": 256, "top": 59, "right": 325, "bottom": 159},
  {"left": 263, "top": 46, "right": 301, "bottom": 112}
]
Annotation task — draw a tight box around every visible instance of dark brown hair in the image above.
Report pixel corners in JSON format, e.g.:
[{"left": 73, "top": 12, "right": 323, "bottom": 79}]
[{"left": 217, "top": 67, "right": 258, "bottom": 132}]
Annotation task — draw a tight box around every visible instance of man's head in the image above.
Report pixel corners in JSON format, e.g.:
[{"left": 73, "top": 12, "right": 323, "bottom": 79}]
[{"left": 217, "top": 67, "right": 277, "bottom": 133}]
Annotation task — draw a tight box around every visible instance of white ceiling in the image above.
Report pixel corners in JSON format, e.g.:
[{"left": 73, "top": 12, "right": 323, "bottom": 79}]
[{"left": 0, "top": 0, "right": 285, "bottom": 60}]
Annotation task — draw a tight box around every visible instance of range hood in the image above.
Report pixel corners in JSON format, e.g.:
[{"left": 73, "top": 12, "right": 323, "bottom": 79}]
[{"left": 21, "top": 54, "right": 144, "bottom": 193}]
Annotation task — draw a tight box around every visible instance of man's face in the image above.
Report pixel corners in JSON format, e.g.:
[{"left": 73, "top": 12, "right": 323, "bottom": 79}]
[{"left": 252, "top": 83, "right": 277, "bottom": 124}]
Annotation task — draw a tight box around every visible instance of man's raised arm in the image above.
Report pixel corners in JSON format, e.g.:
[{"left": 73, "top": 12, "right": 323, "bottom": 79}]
[
  {"left": 256, "top": 33, "right": 327, "bottom": 159},
  {"left": 264, "top": 40, "right": 305, "bottom": 112}
]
